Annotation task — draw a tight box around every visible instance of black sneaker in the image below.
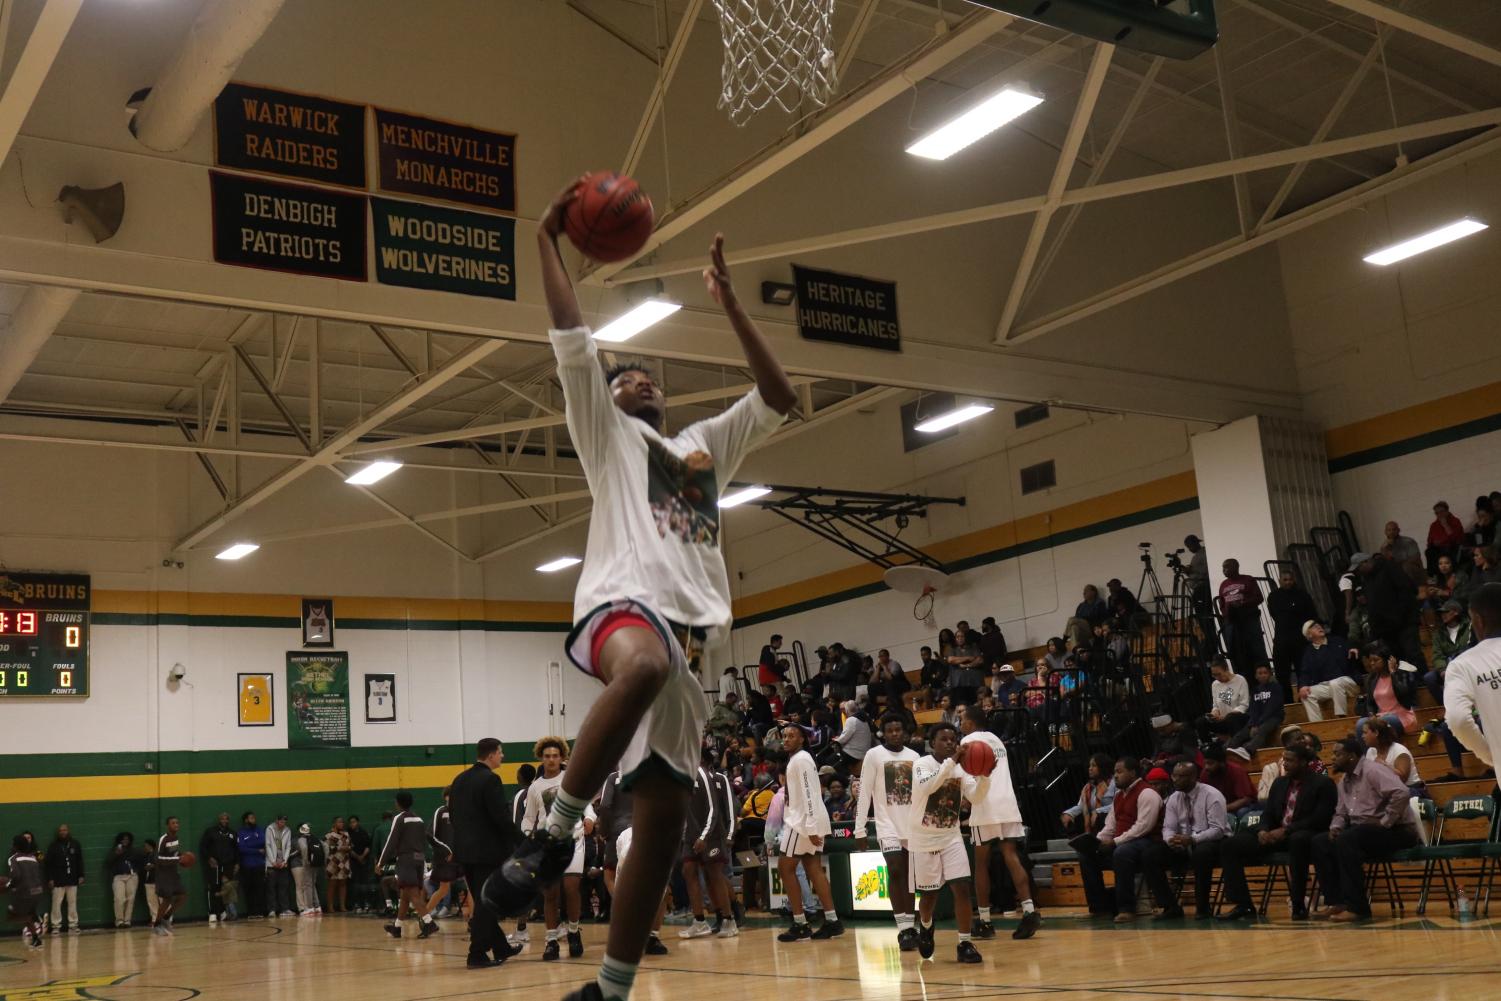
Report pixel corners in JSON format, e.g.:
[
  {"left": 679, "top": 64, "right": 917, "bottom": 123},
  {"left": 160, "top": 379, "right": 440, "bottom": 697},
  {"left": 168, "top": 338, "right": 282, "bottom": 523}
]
[
  {"left": 484, "top": 831, "right": 575, "bottom": 918},
  {"left": 561, "top": 982, "right": 604, "bottom": 1001},
  {"left": 644, "top": 934, "right": 669, "bottom": 956},
  {"left": 917, "top": 922, "right": 935, "bottom": 960},
  {"left": 1013, "top": 910, "right": 1041, "bottom": 940},
  {"left": 567, "top": 929, "right": 584, "bottom": 958},
  {"left": 897, "top": 927, "right": 919, "bottom": 952},
  {"left": 810, "top": 919, "right": 844, "bottom": 939},
  {"left": 971, "top": 919, "right": 996, "bottom": 940},
  {"left": 543, "top": 939, "right": 561, "bottom": 961},
  {"left": 777, "top": 922, "right": 812, "bottom": 942},
  {"left": 419, "top": 918, "right": 438, "bottom": 938},
  {"left": 384, "top": 924, "right": 402, "bottom": 939},
  {"left": 957, "top": 940, "right": 982, "bottom": 964}
]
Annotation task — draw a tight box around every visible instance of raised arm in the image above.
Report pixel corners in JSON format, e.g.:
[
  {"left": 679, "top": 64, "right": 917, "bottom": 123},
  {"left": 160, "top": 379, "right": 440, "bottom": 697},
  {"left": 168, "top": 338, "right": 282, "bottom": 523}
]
[
  {"left": 537, "top": 181, "right": 586, "bottom": 331},
  {"left": 704, "top": 234, "right": 796, "bottom": 415}
]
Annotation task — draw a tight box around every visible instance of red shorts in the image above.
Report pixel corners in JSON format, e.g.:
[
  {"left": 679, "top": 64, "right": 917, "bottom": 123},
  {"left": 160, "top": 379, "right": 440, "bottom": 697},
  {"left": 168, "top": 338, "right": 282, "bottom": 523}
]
[{"left": 589, "top": 610, "right": 657, "bottom": 674}]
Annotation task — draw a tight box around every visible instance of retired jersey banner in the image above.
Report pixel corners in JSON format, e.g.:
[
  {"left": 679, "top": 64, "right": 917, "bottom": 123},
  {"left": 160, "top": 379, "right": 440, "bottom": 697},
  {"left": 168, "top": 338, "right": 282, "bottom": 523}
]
[
  {"left": 211, "top": 171, "right": 367, "bottom": 281},
  {"left": 791, "top": 264, "right": 901, "bottom": 352},
  {"left": 214, "top": 82, "right": 366, "bottom": 188},
  {"left": 371, "top": 196, "right": 516, "bottom": 299},
  {"left": 375, "top": 108, "right": 516, "bottom": 213},
  {"left": 287, "top": 651, "right": 350, "bottom": 749}
]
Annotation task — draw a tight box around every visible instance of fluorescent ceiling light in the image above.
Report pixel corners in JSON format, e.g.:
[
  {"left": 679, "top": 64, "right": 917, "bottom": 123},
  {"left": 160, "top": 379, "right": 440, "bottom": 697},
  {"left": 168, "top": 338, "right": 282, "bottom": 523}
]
[
  {"left": 594, "top": 300, "right": 681, "bottom": 343},
  {"left": 914, "top": 403, "right": 994, "bottom": 433},
  {"left": 216, "top": 543, "right": 259, "bottom": 561},
  {"left": 535, "top": 556, "right": 582, "bottom": 573},
  {"left": 906, "top": 87, "right": 1044, "bottom": 161},
  {"left": 719, "top": 485, "right": 771, "bottom": 509},
  {"left": 1363, "top": 218, "right": 1487, "bottom": 266},
  {"left": 344, "top": 460, "right": 403, "bottom": 485}
]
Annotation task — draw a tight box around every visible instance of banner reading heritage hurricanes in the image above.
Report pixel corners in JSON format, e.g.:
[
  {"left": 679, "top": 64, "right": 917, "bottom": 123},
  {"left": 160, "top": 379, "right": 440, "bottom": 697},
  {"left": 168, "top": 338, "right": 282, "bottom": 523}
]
[{"left": 286, "top": 651, "right": 350, "bottom": 749}]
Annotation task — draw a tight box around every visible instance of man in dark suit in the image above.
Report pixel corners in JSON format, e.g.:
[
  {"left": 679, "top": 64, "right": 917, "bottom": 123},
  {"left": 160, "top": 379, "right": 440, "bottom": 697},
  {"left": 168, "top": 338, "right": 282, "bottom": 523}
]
[
  {"left": 1217, "top": 742, "right": 1335, "bottom": 921},
  {"left": 449, "top": 737, "right": 521, "bottom": 967}
]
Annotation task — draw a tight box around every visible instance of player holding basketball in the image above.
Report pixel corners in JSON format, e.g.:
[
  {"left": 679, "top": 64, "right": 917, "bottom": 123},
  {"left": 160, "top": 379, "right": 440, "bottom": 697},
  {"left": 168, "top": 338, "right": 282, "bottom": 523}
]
[
  {"left": 153, "top": 817, "right": 187, "bottom": 936},
  {"left": 485, "top": 181, "right": 794, "bottom": 1001},
  {"left": 959, "top": 704, "right": 1041, "bottom": 940},
  {"left": 909, "top": 723, "right": 986, "bottom": 963},
  {"left": 854, "top": 711, "right": 920, "bottom": 949}
]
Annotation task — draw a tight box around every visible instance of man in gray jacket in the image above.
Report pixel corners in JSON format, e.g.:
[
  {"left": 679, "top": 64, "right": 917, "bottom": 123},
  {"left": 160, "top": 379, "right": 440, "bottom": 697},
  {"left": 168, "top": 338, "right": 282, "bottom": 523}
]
[{"left": 265, "top": 815, "right": 296, "bottom": 917}]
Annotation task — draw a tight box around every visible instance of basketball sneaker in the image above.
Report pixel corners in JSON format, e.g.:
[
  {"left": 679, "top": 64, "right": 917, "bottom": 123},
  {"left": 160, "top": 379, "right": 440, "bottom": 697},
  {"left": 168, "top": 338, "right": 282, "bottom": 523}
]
[
  {"left": 776, "top": 922, "right": 812, "bottom": 942},
  {"left": 512, "top": 926, "right": 530, "bottom": 944},
  {"left": 543, "top": 938, "right": 561, "bottom": 961},
  {"left": 678, "top": 919, "right": 713, "bottom": 938},
  {"left": 568, "top": 929, "right": 584, "bottom": 957},
  {"left": 917, "top": 922, "right": 935, "bottom": 960},
  {"left": 1013, "top": 911, "right": 1041, "bottom": 940},
  {"left": 810, "top": 919, "right": 844, "bottom": 939},
  {"left": 561, "top": 983, "right": 603, "bottom": 1001},
  {"left": 957, "top": 940, "right": 982, "bottom": 964},
  {"left": 714, "top": 920, "right": 739, "bottom": 938},
  {"left": 384, "top": 924, "right": 402, "bottom": 939},
  {"left": 971, "top": 918, "right": 996, "bottom": 939},
  {"left": 419, "top": 918, "right": 438, "bottom": 939},
  {"left": 897, "top": 927, "right": 918, "bottom": 952},
  {"left": 644, "top": 933, "right": 669, "bottom": 955},
  {"left": 485, "top": 831, "right": 575, "bottom": 918}
]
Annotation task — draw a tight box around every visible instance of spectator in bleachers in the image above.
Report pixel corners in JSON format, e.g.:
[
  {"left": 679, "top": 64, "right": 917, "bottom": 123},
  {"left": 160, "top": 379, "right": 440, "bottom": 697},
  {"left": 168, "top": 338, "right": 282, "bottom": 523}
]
[
  {"left": 824, "top": 779, "right": 854, "bottom": 823},
  {"left": 917, "top": 645, "right": 946, "bottom": 709},
  {"left": 1230, "top": 663, "right": 1285, "bottom": 754},
  {"left": 872, "top": 649, "right": 909, "bottom": 708},
  {"left": 758, "top": 635, "right": 787, "bottom": 687},
  {"left": 1382, "top": 521, "right": 1423, "bottom": 576},
  {"left": 1044, "top": 637, "right": 1067, "bottom": 674},
  {"left": 1295, "top": 620, "right": 1360, "bottom": 721},
  {"left": 1105, "top": 579, "right": 1146, "bottom": 629},
  {"left": 1185, "top": 534, "right": 1211, "bottom": 606},
  {"left": 781, "top": 685, "right": 805, "bottom": 720},
  {"left": 946, "top": 624, "right": 985, "bottom": 704},
  {"left": 1464, "top": 545, "right": 1501, "bottom": 601},
  {"left": 1095, "top": 620, "right": 1130, "bottom": 669},
  {"left": 1194, "top": 656, "right": 1249, "bottom": 745},
  {"left": 1218, "top": 742, "right": 1334, "bottom": 921},
  {"left": 826, "top": 643, "right": 860, "bottom": 701},
  {"left": 804, "top": 651, "right": 830, "bottom": 700},
  {"left": 1428, "top": 501, "right": 1466, "bottom": 572},
  {"left": 1467, "top": 506, "right": 1497, "bottom": 558},
  {"left": 990, "top": 663, "right": 1026, "bottom": 708},
  {"left": 1218, "top": 559, "right": 1267, "bottom": 674},
  {"left": 1075, "top": 584, "right": 1108, "bottom": 628},
  {"left": 1361, "top": 718, "right": 1422, "bottom": 797},
  {"left": 1024, "top": 660, "right": 1056, "bottom": 722},
  {"left": 1061, "top": 752, "right": 1117, "bottom": 836},
  {"left": 708, "top": 692, "right": 745, "bottom": 742},
  {"left": 745, "top": 686, "right": 775, "bottom": 740},
  {"left": 1201, "top": 744, "right": 1255, "bottom": 818},
  {"left": 1267, "top": 570, "right": 1316, "bottom": 694},
  {"left": 1426, "top": 555, "right": 1467, "bottom": 613},
  {"left": 979, "top": 616, "right": 1008, "bottom": 672},
  {"left": 832, "top": 700, "right": 873, "bottom": 776},
  {"left": 1310, "top": 738, "right": 1421, "bottom": 923},
  {"left": 1070, "top": 756, "right": 1163, "bottom": 922},
  {"left": 1142, "top": 761, "right": 1230, "bottom": 920},
  {"left": 1355, "top": 641, "right": 1418, "bottom": 740}
]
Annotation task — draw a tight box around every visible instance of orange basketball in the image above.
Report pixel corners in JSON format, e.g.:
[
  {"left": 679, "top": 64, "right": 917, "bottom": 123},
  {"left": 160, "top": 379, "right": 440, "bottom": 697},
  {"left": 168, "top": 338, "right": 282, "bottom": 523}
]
[
  {"left": 179, "top": 851, "right": 196, "bottom": 869},
  {"left": 959, "top": 739, "right": 996, "bottom": 777},
  {"left": 564, "top": 171, "right": 654, "bottom": 263}
]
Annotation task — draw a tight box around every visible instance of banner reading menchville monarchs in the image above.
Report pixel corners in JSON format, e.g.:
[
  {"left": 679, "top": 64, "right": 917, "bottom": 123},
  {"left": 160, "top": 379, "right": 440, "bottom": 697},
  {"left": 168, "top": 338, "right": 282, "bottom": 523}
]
[
  {"left": 375, "top": 108, "right": 517, "bottom": 213},
  {"left": 286, "top": 651, "right": 350, "bottom": 749}
]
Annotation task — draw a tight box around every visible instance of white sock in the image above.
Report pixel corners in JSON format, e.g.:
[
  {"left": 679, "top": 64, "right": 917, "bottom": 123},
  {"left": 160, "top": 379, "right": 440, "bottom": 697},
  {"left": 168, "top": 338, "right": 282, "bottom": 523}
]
[
  {"left": 793, "top": 913, "right": 808, "bottom": 925},
  {"left": 597, "top": 955, "right": 637, "bottom": 1001},
  {"left": 568, "top": 920, "right": 580, "bottom": 933},
  {"left": 545, "top": 789, "right": 589, "bottom": 840},
  {"left": 547, "top": 928, "right": 561, "bottom": 942},
  {"left": 1022, "top": 899, "right": 1035, "bottom": 914},
  {"left": 958, "top": 931, "right": 972, "bottom": 943},
  {"left": 895, "top": 913, "right": 914, "bottom": 930},
  {"left": 978, "top": 907, "right": 991, "bottom": 921},
  {"left": 393, "top": 919, "right": 402, "bottom": 927}
]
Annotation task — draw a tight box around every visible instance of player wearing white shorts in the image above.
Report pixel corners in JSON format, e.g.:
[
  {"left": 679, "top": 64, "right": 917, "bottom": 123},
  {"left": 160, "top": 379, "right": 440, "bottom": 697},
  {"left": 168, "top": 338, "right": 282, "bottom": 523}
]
[
  {"left": 854, "top": 711, "right": 920, "bottom": 950},
  {"left": 522, "top": 738, "right": 588, "bottom": 961},
  {"left": 959, "top": 705, "right": 1040, "bottom": 940},
  {"left": 776, "top": 725, "right": 843, "bottom": 941},
  {"left": 908, "top": 723, "right": 986, "bottom": 964},
  {"left": 487, "top": 180, "right": 797, "bottom": 1001}
]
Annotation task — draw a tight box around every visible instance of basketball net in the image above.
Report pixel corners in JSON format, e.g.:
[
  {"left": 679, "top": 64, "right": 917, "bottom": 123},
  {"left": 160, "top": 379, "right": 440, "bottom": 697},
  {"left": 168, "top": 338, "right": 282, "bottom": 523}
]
[
  {"left": 709, "top": 0, "right": 838, "bottom": 125},
  {"left": 914, "top": 583, "right": 937, "bottom": 628}
]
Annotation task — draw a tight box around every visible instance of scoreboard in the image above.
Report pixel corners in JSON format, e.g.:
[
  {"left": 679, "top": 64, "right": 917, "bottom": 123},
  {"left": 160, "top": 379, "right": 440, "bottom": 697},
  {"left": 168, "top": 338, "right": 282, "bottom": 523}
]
[{"left": 0, "top": 572, "right": 90, "bottom": 698}]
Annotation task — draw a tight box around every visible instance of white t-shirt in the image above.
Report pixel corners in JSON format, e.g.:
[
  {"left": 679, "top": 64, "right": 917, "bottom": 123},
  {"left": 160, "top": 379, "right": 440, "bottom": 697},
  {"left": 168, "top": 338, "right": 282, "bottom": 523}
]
[
  {"left": 907, "top": 754, "right": 986, "bottom": 853},
  {"left": 1365, "top": 743, "right": 1420, "bottom": 787},
  {"left": 1444, "top": 636, "right": 1501, "bottom": 770},
  {"left": 782, "top": 749, "right": 832, "bottom": 838},
  {"left": 521, "top": 771, "right": 583, "bottom": 841},
  {"left": 959, "top": 730, "right": 1022, "bottom": 826},
  {"left": 853, "top": 743, "right": 919, "bottom": 842},
  {"left": 1211, "top": 674, "right": 1250, "bottom": 716},
  {"left": 551, "top": 327, "right": 784, "bottom": 637}
]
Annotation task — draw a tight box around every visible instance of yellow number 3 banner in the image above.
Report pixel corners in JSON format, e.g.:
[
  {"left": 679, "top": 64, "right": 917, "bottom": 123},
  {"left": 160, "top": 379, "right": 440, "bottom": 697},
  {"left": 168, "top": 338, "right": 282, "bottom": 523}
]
[{"left": 238, "top": 672, "right": 274, "bottom": 727}]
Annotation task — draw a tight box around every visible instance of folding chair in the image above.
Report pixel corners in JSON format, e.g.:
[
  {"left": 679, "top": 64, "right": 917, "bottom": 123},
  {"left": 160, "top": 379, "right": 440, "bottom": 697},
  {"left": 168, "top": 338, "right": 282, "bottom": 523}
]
[{"left": 1412, "top": 795, "right": 1499, "bottom": 916}]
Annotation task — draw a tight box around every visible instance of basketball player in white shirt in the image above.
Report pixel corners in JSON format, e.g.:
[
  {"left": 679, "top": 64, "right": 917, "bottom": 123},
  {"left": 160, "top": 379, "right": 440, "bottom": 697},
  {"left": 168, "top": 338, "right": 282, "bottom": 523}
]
[
  {"left": 908, "top": 723, "right": 986, "bottom": 964},
  {"left": 776, "top": 724, "right": 842, "bottom": 941},
  {"left": 1445, "top": 584, "right": 1501, "bottom": 776},
  {"left": 959, "top": 705, "right": 1040, "bottom": 939},
  {"left": 853, "top": 711, "right": 920, "bottom": 950},
  {"left": 521, "top": 737, "right": 587, "bottom": 962},
  {"left": 487, "top": 181, "right": 796, "bottom": 1001}
]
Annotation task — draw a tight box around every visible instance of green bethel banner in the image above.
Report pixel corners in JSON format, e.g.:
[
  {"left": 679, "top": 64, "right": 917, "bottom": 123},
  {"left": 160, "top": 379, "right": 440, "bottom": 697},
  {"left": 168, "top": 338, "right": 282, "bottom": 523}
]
[{"left": 287, "top": 651, "right": 350, "bottom": 749}]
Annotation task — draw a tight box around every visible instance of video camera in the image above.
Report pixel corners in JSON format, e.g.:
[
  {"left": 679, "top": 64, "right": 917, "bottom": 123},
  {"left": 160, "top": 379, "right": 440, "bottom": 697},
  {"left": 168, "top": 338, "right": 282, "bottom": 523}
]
[{"left": 1164, "top": 547, "right": 1188, "bottom": 575}]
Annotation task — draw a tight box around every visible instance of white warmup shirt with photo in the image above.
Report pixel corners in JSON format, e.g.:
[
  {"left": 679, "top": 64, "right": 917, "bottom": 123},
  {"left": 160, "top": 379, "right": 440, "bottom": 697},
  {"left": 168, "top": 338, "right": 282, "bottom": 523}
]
[
  {"left": 906, "top": 755, "right": 987, "bottom": 892},
  {"left": 959, "top": 730, "right": 1024, "bottom": 843},
  {"left": 523, "top": 771, "right": 591, "bottom": 875},
  {"left": 551, "top": 326, "right": 783, "bottom": 786},
  {"left": 854, "top": 744, "right": 919, "bottom": 852}
]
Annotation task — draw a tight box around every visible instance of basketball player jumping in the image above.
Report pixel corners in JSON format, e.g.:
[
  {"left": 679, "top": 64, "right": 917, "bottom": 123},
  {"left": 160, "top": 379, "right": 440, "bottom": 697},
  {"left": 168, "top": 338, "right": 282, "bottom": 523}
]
[{"left": 485, "top": 180, "right": 796, "bottom": 1001}]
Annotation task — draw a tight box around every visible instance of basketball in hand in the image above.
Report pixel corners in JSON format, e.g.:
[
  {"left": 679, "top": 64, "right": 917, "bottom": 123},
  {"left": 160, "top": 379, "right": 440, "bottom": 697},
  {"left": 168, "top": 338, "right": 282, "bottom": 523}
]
[
  {"left": 179, "top": 851, "right": 196, "bottom": 869},
  {"left": 564, "top": 171, "right": 654, "bottom": 263},
  {"left": 959, "top": 740, "right": 996, "bottom": 777}
]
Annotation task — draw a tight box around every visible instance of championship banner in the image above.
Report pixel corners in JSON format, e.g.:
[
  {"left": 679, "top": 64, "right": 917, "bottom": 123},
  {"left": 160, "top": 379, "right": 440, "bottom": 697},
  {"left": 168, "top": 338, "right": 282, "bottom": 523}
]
[
  {"left": 210, "top": 172, "right": 367, "bottom": 281},
  {"left": 213, "top": 82, "right": 366, "bottom": 188},
  {"left": 286, "top": 652, "right": 350, "bottom": 749},
  {"left": 371, "top": 197, "right": 516, "bottom": 299},
  {"left": 374, "top": 108, "right": 517, "bottom": 213},
  {"left": 791, "top": 264, "right": 901, "bottom": 352}
]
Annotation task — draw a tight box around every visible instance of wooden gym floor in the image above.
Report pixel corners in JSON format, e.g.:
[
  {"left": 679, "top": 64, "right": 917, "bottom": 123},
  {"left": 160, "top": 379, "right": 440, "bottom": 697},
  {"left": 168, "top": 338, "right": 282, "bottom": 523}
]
[{"left": 2, "top": 912, "right": 1500, "bottom": 1001}]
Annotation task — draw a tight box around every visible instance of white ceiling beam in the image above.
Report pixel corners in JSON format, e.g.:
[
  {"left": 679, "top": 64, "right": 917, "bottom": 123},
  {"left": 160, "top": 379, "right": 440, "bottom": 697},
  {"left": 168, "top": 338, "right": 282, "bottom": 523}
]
[
  {"left": 752, "top": 385, "right": 905, "bottom": 450},
  {"left": 0, "top": 285, "right": 78, "bottom": 403},
  {"left": 580, "top": 8, "right": 1016, "bottom": 284},
  {"left": 0, "top": 0, "right": 84, "bottom": 166},
  {"left": 0, "top": 427, "right": 305, "bottom": 459},
  {"left": 1020, "top": 57, "right": 1163, "bottom": 316},
  {"left": 174, "top": 337, "right": 507, "bottom": 551},
  {"left": 1320, "top": 0, "right": 1501, "bottom": 70},
  {"left": 994, "top": 43, "right": 1114, "bottom": 344},
  {"left": 621, "top": 0, "right": 704, "bottom": 177},
  {"left": 1255, "top": 30, "right": 1384, "bottom": 233},
  {"left": 835, "top": 0, "right": 880, "bottom": 80},
  {"left": 326, "top": 467, "right": 475, "bottom": 562},
  {"left": 1211, "top": 44, "right": 1253, "bottom": 237},
  {"left": 1006, "top": 126, "right": 1501, "bottom": 345},
  {"left": 475, "top": 510, "right": 592, "bottom": 563}
]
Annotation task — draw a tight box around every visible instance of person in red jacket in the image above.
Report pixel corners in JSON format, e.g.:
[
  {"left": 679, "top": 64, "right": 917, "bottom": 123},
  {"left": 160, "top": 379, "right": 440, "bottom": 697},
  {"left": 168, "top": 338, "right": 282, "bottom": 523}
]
[
  {"left": 1427, "top": 500, "right": 1466, "bottom": 573},
  {"left": 1218, "top": 559, "right": 1267, "bottom": 675}
]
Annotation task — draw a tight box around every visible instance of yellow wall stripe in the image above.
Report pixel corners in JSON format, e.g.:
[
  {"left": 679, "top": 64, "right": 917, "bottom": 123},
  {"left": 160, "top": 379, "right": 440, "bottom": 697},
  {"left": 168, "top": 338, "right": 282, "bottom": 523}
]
[
  {"left": 91, "top": 589, "right": 572, "bottom": 623},
  {"left": 1325, "top": 378, "right": 1501, "bottom": 460}
]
